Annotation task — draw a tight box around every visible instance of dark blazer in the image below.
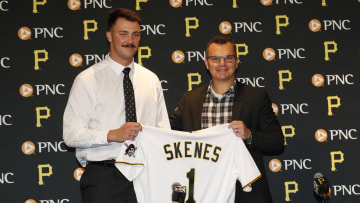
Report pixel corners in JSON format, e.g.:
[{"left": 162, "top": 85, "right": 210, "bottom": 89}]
[{"left": 170, "top": 81, "right": 284, "bottom": 203}]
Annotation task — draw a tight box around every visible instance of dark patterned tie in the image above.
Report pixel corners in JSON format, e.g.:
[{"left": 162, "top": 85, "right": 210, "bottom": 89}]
[{"left": 123, "top": 67, "right": 137, "bottom": 122}]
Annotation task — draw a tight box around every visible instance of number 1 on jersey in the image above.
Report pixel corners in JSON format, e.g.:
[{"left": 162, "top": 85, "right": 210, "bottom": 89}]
[{"left": 186, "top": 168, "right": 196, "bottom": 203}]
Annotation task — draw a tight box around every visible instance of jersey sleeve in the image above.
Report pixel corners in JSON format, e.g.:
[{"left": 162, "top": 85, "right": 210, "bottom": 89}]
[
  {"left": 235, "top": 138, "right": 262, "bottom": 192},
  {"left": 115, "top": 140, "right": 145, "bottom": 181}
]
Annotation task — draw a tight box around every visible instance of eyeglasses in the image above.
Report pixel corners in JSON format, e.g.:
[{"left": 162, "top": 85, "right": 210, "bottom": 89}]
[{"left": 207, "top": 55, "right": 236, "bottom": 63}]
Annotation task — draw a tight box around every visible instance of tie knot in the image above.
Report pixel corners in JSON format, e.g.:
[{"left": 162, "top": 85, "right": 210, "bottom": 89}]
[{"left": 123, "top": 67, "right": 131, "bottom": 75}]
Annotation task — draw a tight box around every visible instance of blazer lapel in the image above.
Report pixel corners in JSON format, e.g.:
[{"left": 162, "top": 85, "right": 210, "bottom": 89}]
[
  {"left": 231, "top": 82, "right": 245, "bottom": 121},
  {"left": 192, "top": 86, "right": 208, "bottom": 130}
]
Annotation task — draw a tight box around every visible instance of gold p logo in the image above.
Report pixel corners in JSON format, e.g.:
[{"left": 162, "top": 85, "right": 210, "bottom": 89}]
[
  {"left": 136, "top": 0, "right": 148, "bottom": 11},
  {"left": 38, "top": 164, "right": 53, "bottom": 185},
  {"left": 312, "top": 74, "right": 324, "bottom": 87},
  {"left": 83, "top": 20, "right": 98, "bottom": 40},
  {"left": 284, "top": 181, "right": 298, "bottom": 202},
  {"left": 172, "top": 50, "right": 185, "bottom": 64},
  {"left": 315, "top": 129, "right": 328, "bottom": 142},
  {"left": 235, "top": 43, "right": 248, "bottom": 58},
  {"left": 324, "top": 41, "right": 338, "bottom": 61},
  {"left": 137, "top": 46, "right": 152, "bottom": 66},
  {"left": 309, "top": 19, "right": 321, "bottom": 32},
  {"left": 275, "top": 15, "right": 289, "bottom": 35},
  {"left": 278, "top": 70, "right": 292, "bottom": 90},
  {"left": 20, "top": 84, "right": 34, "bottom": 97},
  {"left": 219, "top": 21, "right": 232, "bottom": 34},
  {"left": 185, "top": 17, "right": 199, "bottom": 37},
  {"left": 322, "top": 0, "right": 328, "bottom": 6},
  {"left": 34, "top": 49, "right": 49, "bottom": 70},
  {"left": 263, "top": 48, "right": 276, "bottom": 61},
  {"left": 330, "top": 151, "right": 344, "bottom": 171},
  {"left": 25, "top": 199, "right": 36, "bottom": 203},
  {"left": 69, "top": 53, "right": 83, "bottom": 67},
  {"left": 282, "top": 125, "right": 295, "bottom": 146},
  {"left": 36, "top": 106, "right": 51, "bottom": 127},
  {"left": 327, "top": 96, "right": 341, "bottom": 116},
  {"left": 18, "top": 27, "right": 32, "bottom": 40},
  {"left": 33, "top": 0, "right": 47, "bottom": 14},
  {"left": 187, "top": 72, "right": 202, "bottom": 91}
]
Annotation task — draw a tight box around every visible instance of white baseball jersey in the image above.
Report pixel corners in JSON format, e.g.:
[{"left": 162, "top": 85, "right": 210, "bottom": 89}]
[{"left": 115, "top": 124, "right": 261, "bottom": 203}]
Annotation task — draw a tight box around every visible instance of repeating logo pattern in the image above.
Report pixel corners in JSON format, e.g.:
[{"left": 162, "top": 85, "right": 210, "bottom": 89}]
[{"left": 1, "top": 1, "right": 359, "bottom": 202}]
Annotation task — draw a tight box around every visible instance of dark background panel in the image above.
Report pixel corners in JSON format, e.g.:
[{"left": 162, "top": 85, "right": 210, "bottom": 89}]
[{"left": 0, "top": 0, "right": 359, "bottom": 202}]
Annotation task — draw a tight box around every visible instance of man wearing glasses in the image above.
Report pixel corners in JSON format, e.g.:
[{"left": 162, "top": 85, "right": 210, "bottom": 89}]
[{"left": 170, "top": 35, "right": 284, "bottom": 203}]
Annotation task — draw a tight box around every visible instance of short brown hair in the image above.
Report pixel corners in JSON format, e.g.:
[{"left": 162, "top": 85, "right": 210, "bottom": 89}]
[
  {"left": 107, "top": 8, "right": 141, "bottom": 31},
  {"left": 205, "top": 36, "right": 236, "bottom": 57}
]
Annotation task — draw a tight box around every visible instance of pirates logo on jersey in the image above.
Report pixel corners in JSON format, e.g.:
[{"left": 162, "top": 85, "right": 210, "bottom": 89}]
[{"left": 124, "top": 143, "right": 137, "bottom": 158}]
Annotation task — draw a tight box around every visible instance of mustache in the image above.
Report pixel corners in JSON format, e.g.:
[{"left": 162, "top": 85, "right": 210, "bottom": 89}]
[{"left": 122, "top": 44, "right": 136, "bottom": 48}]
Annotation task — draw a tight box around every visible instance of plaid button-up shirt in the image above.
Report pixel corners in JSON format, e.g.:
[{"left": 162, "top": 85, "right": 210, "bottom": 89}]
[{"left": 201, "top": 81, "right": 236, "bottom": 129}]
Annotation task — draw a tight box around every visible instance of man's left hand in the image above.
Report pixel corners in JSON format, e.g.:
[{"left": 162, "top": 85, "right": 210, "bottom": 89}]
[{"left": 229, "top": 120, "right": 251, "bottom": 140}]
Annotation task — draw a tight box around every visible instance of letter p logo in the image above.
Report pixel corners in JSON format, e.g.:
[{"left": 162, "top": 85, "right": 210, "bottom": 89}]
[
  {"left": 185, "top": 17, "right": 199, "bottom": 37},
  {"left": 38, "top": 164, "right": 53, "bottom": 185},
  {"left": 275, "top": 15, "right": 289, "bottom": 35},
  {"left": 36, "top": 106, "right": 51, "bottom": 127},
  {"left": 33, "top": 0, "right": 47, "bottom": 13},
  {"left": 327, "top": 96, "right": 341, "bottom": 116},
  {"left": 324, "top": 41, "right": 338, "bottom": 61},
  {"left": 137, "top": 46, "right": 152, "bottom": 66},
  {"left": 278, "top": 70, "right": 292, "bottom": 90},
  {"left": 187, "top": 73, "right": 202, "bottom": 91},
  {"left": 284, "top": 181, "right": 298, "bottom": 202},
  {"left": 83, "top": 20, "right": 98, "bottom": 40}
]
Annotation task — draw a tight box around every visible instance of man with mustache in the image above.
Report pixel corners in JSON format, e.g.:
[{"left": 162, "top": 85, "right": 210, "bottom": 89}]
[
  {"left": 63, "top": 8, "right": 170, "bottom": 203},
  {"left": 170, "top": 35, "right": 284, "bottom": 203}
]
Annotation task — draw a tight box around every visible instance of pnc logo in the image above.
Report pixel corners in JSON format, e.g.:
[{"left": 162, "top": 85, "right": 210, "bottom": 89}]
[
  {"left": 69, "top": 53, "right": 83, "bottom": 67},
  {"left": 269, "top": 159, "right": 282, "bottom": 172},
  {"left": 169, "top": 0, "right": 182, "bottom": 8},
  {"left": 272, "top": 103, "right": 279, "bottom": 116},
  {"left": 68, "top": 0, "right": 81, "bottom": 10},
  {"left": 263, "top": 48, "right": 276, "bottom": 61},
  {"left": 309, "top": 19, "right": 321, "bottom": 32},
  {"left": 22, "top": 141, "right": 36, "bottom": 155},
  {"left": 18, "top": 27, "right": 32, "bottom": 40},
  {"left": 315, "top": 129, "right": 328, "bottom": 142},
  {"left": 172, "top": 50, "right": 185, "bottom": 63},
  {"left": 219, "top": 21, "right": 232, "bottom": 34},
  {"left": 74, "top": 168, "right": 85, "bottom": 181},
  {"left": 312, "top": 74, "right": 354, "bottom": 86},
  {"left": 260, "top": 0, "right": 273, "bottom": 6},
  {"left": 312, "top": 74, "right": 325, "bottom": 87},
  {"left": 19, "top": 84, "right": 34, "bottom": 97},
  {"left": 25, "top": 200, "right": 36, "bottom": 203}
]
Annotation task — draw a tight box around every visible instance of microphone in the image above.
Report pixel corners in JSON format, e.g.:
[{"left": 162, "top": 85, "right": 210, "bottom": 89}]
[
  {"left": 171, "top": 182, "right": 186, "bottom": 203},
  {"left": 313, "top": 172, "right": 331, "bottom": 201}
]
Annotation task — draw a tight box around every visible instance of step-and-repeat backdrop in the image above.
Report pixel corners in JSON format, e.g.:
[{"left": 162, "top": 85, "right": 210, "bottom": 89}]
[{"left": 1, "top": 0, "right": 359, "bottom": 202}]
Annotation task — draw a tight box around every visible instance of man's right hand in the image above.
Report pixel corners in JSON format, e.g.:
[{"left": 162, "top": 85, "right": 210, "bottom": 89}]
[{"left": 107, "top": 122, "right": 142, "bottom": 142}]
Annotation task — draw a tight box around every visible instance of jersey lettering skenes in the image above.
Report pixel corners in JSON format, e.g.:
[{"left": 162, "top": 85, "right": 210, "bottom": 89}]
[{"left": 115, "top": 124, "right": 261, "bottom": 203}]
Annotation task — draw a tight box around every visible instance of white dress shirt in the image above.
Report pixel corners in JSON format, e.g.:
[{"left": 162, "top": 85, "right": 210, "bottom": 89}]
[{"left": 63, "top": 56, "right": 170, "bottom": 167}]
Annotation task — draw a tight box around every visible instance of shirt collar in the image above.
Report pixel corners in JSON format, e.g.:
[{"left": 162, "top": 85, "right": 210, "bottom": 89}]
[
  {"left": 107, "top": 56, "right": 135, "bottom": 76},
  {"left": 208, "top": 80, "right": 236, "bottom": 97}
]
